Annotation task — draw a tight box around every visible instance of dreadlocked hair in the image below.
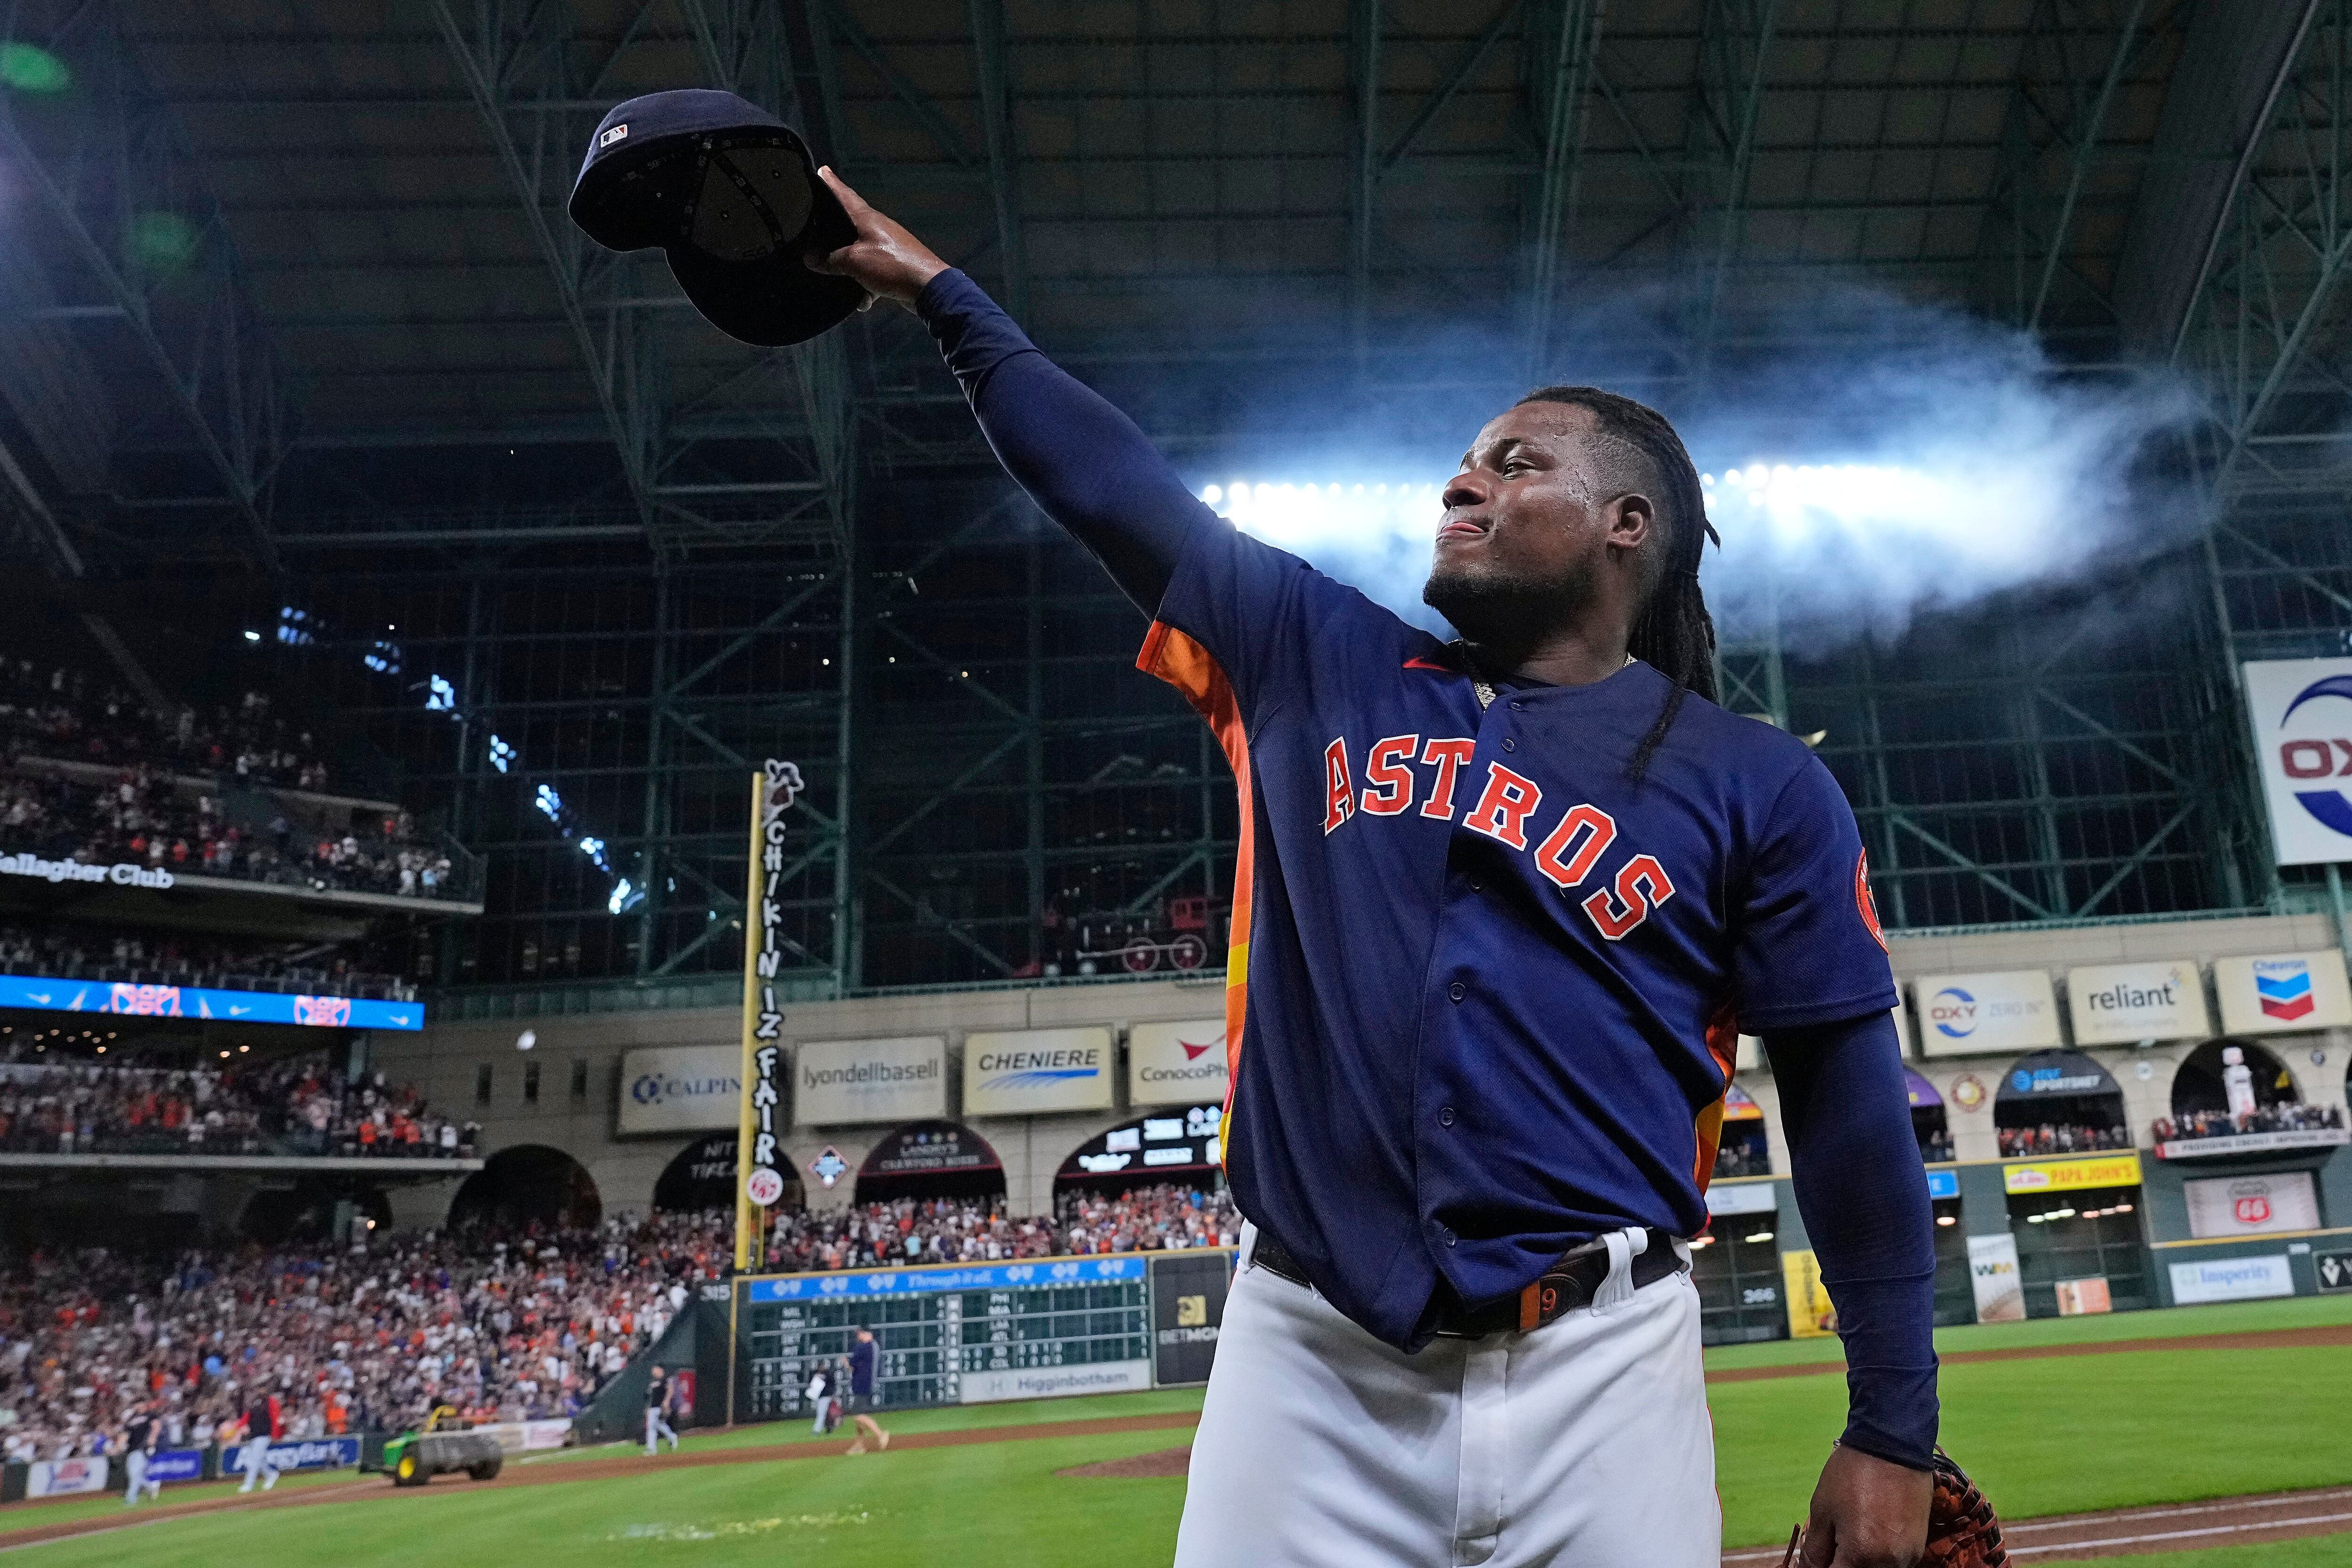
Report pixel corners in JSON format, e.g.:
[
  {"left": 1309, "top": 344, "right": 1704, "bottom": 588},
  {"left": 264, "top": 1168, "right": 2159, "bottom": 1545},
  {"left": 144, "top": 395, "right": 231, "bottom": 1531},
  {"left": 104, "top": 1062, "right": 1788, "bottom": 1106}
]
[{"left": 1517, "top": 385, "right": 1721, "bottom": 782}]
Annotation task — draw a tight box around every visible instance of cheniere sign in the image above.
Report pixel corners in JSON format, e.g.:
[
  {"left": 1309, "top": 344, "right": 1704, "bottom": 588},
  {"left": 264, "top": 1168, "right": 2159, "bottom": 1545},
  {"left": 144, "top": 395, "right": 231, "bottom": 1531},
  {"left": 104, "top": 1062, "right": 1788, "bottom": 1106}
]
[
  {"left": 0, "top": 974, "right": 421, "bottom": 1030},
  {"left": 962, "top": 1027, "right": 1114, "bottom": 1116}
]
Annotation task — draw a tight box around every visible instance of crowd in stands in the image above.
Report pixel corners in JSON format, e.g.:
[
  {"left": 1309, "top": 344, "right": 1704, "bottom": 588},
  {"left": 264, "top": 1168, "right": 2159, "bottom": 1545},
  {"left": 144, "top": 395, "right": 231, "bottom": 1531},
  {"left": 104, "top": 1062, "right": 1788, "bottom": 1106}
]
[
  {"left": 0, "top": 658, "right": 334, "bottom": 790},
  {"left": 0, "top": 1210, "right": 729, "bottom": 1466},
  {"left": 0, "top": 766, "right": 460, "bottom": 902},
  {"left": 1712, "top": 1140, "right": 1770, "bottom": 1178},
  {"left": 0, "top": 923, "right": 415, "bottom": 1002},
  {"left": 2153, "top": 1102, "right": 2347, "bottom": 1144},
  {"left": 1996, "top": 1121, "right": 2133, "bottom": 1158},
  {"left": 0, "top": 1051, "right": 469, "bottom": 1158},
  {"left": 758, "top": 1184, "right": 1242, "bottom": 1273},
  {"left": 1919, "top": 1128, "right": 1955, "bottom": 1163}
]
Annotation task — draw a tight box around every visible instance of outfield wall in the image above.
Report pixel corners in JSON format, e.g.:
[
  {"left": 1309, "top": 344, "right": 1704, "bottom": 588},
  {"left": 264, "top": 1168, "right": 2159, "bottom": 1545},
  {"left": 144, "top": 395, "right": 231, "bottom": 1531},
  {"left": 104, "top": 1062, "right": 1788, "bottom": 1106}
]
[{"left": 375, "top": 911, "right": 2350, "bottom": 1333}]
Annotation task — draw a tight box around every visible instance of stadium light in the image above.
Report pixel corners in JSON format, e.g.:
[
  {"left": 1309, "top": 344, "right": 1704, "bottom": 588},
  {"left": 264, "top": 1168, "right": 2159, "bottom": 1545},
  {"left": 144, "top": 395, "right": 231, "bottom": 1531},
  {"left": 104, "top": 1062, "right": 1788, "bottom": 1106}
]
[
  {"left": 1200, "top": 479, "right": 1443, "bottom": 552},
  {"left": 487, "top": 735, "right": 515, "bottom": 774},
  {"left": 534, "top": 784, "right": 563, "bottom": 822}
]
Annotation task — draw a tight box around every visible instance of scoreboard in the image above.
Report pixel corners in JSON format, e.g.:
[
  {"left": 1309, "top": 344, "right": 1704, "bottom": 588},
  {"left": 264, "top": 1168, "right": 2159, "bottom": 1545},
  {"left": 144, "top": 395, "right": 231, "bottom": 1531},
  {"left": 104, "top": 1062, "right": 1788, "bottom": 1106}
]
[{"left": 735, "top": 1251, "right": 1229, "bottom": 1415}]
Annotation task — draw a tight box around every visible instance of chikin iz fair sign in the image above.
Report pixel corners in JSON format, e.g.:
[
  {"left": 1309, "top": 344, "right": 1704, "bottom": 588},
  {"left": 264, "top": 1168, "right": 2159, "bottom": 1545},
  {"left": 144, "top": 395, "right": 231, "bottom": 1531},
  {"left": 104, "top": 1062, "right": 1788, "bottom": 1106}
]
[{"left": 735, "top": 759, "right": 804, "bottom": 1271}]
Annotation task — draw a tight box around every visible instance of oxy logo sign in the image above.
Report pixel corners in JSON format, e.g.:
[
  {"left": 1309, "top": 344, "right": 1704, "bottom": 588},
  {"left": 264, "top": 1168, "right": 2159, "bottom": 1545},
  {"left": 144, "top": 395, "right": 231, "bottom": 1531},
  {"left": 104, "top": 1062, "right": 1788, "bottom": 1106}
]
[
  {"left": 2276, "top": 674, "right": 2352, "bottom": 833},
  {"left": 1930, "top": 987, "right": 1977, "bottom": 1038},
  {"left": 2243, "top": 659, "right": 2352, "bottom": 866}
]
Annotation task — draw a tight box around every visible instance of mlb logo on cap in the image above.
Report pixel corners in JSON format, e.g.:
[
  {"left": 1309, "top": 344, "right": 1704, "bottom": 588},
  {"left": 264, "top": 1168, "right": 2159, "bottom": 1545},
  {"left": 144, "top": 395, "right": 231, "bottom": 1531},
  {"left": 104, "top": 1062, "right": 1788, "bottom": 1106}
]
[{"left": 568, "top": 88, "right": 862, "bottom": 348}]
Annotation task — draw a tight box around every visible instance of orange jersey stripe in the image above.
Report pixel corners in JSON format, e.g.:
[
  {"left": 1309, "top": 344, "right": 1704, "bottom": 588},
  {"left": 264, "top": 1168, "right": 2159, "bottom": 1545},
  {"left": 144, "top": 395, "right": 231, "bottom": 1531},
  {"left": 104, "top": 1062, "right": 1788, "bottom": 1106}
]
[{"left": 1137, "top": 622, "right": 1255, "bottom": 1137}]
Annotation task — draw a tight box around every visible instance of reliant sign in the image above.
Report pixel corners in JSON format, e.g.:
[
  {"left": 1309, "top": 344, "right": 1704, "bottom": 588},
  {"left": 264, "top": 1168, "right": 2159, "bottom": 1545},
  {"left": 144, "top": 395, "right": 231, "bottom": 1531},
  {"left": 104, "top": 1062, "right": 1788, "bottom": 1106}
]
[
  {"left": 1128, "top": 1019, "right": 1230, "bottom": 1107},
  {"left": 2065, "top": 960, "right": 2209, "bottom": 1045},
  {"left": 617, "top": 1045, "right": 743, "bottom": 1135},
  {"left": 0, "top": 853, "right": 174, "bottom": 889},
  {"left": 2213, "top": 950, "right": 2352, "bottom": 1034},
  {"left": 2243, "top": 657, "right": 2352, "bottom": 865},
  {"left": 1915, "top": 970, "right": 2062, "bottom": 1058},
  {"left": 964, "top": 1027, "right": 1114, "bottom": 1116},
  {"left": 794, "top": 1035, "right": 946, "bottom": 1127}
]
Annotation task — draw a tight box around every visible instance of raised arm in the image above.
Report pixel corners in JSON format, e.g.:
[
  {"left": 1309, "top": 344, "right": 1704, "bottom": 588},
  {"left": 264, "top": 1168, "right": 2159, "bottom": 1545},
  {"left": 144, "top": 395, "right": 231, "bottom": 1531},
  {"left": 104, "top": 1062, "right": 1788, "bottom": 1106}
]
[{"left": 806, "top": 167, "right": 1208, "bottom": 614}]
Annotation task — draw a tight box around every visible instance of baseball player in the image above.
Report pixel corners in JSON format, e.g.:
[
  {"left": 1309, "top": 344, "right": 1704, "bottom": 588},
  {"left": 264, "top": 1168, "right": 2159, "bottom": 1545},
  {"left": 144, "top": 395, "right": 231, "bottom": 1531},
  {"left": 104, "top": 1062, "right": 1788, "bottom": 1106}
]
[
  {"left": 643, "top": 1363, "right": 681, "bottom": 1456},
  {"left": 810, "top": 175, "right": 1938, "bottom": 1566},
  {"left": 233, "top": 1397, "right": 278, "bottom": 1493}
]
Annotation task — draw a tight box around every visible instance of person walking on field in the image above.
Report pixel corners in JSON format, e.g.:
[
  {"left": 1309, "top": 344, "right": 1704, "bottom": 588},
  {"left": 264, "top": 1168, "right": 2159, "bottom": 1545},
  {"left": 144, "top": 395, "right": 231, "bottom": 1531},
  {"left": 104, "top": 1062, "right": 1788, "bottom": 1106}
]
[
  {"left": 809, "top": 170, "right": 1939, "bottom": 1567},
  {"left": 233, "top": 1397, "right": 278, "bottom": 1493},
  {"left": 841, "top": 1330, "right": 889, "bottom": 1455},
  {"left": 643, "top": 1363, "right": 681, "bottom": 1456},
  {"left": 121, "top": 1404, "right": 161, "bottom": 1507},
  {"left": 805, "top": 1362, "right": 836, "bottom": 1435}
]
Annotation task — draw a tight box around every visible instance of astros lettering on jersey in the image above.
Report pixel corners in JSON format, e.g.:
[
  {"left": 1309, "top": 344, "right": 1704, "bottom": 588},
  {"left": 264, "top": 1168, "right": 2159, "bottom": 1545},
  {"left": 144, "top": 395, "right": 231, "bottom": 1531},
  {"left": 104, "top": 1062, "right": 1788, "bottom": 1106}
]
[{"left": 1138, "top": 521, "right": 1897, "bottom": 1350}]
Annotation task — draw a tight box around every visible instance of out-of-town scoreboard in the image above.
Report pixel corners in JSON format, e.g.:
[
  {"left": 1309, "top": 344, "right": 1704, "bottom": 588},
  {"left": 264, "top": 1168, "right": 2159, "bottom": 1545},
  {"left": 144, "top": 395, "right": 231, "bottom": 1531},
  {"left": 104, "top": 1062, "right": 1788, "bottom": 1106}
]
[{"left": 734, "top": 1251, "right": 1230, "bottom": 1415}]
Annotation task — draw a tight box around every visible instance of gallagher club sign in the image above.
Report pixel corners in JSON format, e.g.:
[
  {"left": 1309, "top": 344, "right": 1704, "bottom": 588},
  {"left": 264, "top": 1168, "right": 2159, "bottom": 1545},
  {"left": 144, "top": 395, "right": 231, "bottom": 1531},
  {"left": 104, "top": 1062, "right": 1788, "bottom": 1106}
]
[{"left": 2243, "top": 658, "right": 2352, "bottom": 865}]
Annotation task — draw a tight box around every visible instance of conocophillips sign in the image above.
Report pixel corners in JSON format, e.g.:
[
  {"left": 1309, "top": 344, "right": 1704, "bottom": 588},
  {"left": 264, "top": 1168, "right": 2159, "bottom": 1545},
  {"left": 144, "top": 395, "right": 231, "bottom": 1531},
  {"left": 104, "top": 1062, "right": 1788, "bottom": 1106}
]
[
  {"left": 1127, "top": 1019, "right": 1229, "bottom": 1107},
  {"left": 618, "top": 1045, "right": 742, "bottom": 1134},
  {"left": 963, "top": 1027, "right": 1114, "bottom": 1116}
]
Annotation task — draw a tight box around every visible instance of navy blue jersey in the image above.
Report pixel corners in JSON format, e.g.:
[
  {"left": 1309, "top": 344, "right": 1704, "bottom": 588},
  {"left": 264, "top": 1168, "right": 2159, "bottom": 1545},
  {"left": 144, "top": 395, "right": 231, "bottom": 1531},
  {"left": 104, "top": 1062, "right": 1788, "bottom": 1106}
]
[{"left": 1141, "top": 520, "right": 1898, "bottom": 1349}]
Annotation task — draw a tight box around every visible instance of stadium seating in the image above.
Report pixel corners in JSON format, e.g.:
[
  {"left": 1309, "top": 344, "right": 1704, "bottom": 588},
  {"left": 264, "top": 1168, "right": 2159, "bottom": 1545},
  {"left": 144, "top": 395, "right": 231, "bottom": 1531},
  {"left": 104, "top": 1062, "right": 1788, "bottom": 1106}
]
[{"left": 0, "top": 1049, "right": 464, "bottom": 1158}]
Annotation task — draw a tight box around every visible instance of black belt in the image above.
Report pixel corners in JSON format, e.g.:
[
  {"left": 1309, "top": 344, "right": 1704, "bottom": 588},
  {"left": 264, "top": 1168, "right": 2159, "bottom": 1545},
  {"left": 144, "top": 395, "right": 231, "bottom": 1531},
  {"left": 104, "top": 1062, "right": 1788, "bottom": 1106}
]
[{"left": 1249, "top": 1228, "right": 1684, "bottom": 1337}]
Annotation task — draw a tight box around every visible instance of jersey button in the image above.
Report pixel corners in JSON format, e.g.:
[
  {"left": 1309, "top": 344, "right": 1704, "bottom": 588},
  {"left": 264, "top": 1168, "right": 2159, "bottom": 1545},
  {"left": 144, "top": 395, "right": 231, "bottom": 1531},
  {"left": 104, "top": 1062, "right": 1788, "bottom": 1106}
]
[
  {"left": 1438, "top": 1106, "right": 1456, "bottom": 1128},
  {"left": 1447, "top": 981, "right": 1466, "bottom": 1002},
  {"left": 1509, "top": 700, "right": 1525, "bottom": 711},
  {"left": 1502, "top": 737, "right": 1516, "bottom": 752}
]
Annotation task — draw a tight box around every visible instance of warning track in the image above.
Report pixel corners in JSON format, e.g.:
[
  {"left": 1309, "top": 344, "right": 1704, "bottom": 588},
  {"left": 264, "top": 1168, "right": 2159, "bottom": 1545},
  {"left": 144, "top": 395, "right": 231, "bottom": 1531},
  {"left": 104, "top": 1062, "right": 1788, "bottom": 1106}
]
[
  {"left": 1704, "top": 1322, "right": 2352, "bottom": 1384},
  {"left": 1722, "top": 1486, "right": 2352, "bottom": 1563}
]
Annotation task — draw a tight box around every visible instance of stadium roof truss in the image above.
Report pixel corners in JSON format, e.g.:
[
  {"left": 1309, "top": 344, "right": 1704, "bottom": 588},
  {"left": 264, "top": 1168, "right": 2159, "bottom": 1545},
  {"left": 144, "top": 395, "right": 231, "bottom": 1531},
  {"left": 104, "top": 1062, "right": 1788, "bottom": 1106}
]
[{"left": 0, "top": 0, "right": 2349, "bottom": 1011}]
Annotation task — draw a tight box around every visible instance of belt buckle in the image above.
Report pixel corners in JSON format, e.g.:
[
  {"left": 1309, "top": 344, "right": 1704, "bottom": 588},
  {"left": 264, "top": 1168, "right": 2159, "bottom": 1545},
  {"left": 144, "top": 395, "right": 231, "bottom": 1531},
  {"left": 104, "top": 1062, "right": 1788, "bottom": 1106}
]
[{"left": 1517, "top": 1266, "right": 1592, "bottom": 1332}]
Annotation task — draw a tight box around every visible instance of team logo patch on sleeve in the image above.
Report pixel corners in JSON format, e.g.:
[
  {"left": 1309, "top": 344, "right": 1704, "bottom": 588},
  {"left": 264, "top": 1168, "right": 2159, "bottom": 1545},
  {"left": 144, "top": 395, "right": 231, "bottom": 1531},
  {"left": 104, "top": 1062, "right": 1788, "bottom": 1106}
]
[{"left": 1855, "top": 850, "right": 1887, "bottom": 950}]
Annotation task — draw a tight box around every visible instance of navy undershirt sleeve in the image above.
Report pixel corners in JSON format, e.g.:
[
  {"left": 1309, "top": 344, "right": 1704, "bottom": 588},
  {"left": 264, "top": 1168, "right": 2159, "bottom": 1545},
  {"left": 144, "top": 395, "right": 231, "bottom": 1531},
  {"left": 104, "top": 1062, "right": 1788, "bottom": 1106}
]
[
  {"left": 916, "top": 267, "right": 1208, "bottom": 616},
  {"left": 1762, "top": 1010, "right": 1939, "bottom": 1470}
]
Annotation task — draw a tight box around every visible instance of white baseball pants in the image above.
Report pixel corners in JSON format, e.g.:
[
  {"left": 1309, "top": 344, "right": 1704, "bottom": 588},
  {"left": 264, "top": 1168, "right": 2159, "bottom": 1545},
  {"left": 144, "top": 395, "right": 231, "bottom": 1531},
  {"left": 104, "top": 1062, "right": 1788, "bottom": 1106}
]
[
  {"left": 1175, "top": 1225, "right": 1718, "bottom": 1568},
  {"left": 236, "top": 1436, "right": 276, "bottom": 1492}
]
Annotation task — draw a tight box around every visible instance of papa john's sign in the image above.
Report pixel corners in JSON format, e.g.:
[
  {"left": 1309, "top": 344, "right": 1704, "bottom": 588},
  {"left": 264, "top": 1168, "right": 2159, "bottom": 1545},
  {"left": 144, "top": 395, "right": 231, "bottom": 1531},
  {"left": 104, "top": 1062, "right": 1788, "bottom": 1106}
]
[
  {"left": 1127, "top": 1019, "right": 1229, "bottom": 1107},
  {"left": 2243, "top": 658, "right": 2352, "bottom": 865}
]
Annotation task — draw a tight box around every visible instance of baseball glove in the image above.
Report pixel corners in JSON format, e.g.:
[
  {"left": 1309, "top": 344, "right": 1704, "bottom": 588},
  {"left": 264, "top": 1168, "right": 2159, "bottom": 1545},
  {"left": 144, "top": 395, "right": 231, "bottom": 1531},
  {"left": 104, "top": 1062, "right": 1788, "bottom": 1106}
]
[{"left": 1777, "top": 1449, "right": 2006, "bottom": 1568}]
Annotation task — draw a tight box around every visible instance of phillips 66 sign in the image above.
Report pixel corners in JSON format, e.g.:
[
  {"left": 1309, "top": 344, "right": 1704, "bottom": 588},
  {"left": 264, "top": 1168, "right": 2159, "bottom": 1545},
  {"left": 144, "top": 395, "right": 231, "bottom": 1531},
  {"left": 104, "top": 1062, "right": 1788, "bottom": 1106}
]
[{"left": 2245, "top": 658, "right": 2352, "bottom": 866}]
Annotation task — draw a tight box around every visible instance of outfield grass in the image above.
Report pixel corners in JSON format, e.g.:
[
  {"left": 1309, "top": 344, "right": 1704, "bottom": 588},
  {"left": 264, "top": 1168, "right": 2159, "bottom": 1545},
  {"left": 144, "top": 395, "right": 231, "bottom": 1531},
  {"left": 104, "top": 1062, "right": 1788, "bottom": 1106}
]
[{"left": 13, "top": 1294, "right": 2350, "bottom": 1566}]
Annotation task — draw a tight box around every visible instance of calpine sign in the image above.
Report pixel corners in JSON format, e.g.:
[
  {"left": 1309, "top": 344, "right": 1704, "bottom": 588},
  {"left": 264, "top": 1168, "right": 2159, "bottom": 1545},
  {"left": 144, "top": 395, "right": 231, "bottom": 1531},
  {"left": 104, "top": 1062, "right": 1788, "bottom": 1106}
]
[
  {"left": 617, "top": 1045, "right": 742, "bottom": 1135},
  {"left": 2243, "top": 658, "right": 2352, "bottom": 865}
]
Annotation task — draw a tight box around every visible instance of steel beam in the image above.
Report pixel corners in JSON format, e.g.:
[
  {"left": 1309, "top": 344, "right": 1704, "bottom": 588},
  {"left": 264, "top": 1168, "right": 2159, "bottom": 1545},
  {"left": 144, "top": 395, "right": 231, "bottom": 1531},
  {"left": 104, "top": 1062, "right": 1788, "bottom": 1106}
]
[
  {"left": 1521, "top": 0, "right": 1603, "bottom": 377},
  {"left": 968, "top": 0, "right": 1027, "bottom": 318}
]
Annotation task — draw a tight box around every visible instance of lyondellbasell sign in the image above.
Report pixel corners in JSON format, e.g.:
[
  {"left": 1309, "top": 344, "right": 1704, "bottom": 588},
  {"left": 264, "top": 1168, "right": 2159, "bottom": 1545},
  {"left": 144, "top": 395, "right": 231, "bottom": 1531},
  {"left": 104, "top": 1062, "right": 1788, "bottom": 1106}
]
[{"left": 735, "top": 759, "right": 803, "bottom": 1269}]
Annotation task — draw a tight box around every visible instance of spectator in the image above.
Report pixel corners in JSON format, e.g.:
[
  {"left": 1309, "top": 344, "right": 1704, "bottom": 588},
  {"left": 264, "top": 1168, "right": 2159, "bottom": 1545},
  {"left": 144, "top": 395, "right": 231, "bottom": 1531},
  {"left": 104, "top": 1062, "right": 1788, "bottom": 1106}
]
[
  {"left": 0, "top": 1049, "right": 459, "bottom": 1160},
  {"left": 2153, "top": 1102, "right": 2344, "bottom": 1144}
]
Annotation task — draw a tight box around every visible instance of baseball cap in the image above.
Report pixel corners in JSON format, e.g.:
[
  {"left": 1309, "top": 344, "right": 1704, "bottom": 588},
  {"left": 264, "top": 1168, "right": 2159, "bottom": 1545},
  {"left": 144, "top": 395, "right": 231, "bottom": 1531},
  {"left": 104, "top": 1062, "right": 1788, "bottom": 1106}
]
[{"left": 567, "top": 88, "right": 863, "bottom": 347}]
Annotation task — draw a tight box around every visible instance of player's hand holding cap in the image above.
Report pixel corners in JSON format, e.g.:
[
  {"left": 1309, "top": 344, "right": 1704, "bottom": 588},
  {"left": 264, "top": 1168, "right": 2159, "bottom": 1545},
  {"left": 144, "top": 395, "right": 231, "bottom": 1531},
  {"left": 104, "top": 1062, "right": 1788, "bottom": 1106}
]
[{"left": 568, "top": 88, "right": 865, "bottom": 346}]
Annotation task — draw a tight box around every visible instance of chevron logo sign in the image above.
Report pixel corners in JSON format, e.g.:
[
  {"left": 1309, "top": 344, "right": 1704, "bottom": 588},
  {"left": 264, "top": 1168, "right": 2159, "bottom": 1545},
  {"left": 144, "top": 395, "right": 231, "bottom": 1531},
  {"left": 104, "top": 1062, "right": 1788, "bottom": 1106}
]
[{"left": 2253, "top": 958, "right": 2315, "bottom": 1023}]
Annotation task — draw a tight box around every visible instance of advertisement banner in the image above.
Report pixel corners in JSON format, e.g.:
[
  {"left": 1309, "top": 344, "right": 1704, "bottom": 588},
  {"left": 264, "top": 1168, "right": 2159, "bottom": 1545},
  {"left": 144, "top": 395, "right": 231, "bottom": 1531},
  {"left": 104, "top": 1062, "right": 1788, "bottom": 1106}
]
[
  {"left": 2183, "top": 1171, "right": 2322, "bottom": 1238},
  {"left": 2055, "top": 1278, "right": 2113, "bottom": 1316},
  {"left": 958, "top": 1360, "right": 1153, "bottom": 1405},
  {"left": 737, "top": 760, "right": 804, "bottom": 1267},
  {"left": 2242, "top": 657, "right": 2352, "bottom": 865},
  {"left": 2316, "top": 1250, "right": 2352, "bottom": 1292},
  {"left": 145, "top": 1448, "right": 207, "bottom": 1484},
  {"left": 1781, "top": 1249, "right": 1837, "bottom": 1338},
  {"left": 0, "top": 973, "right": 421, "bottom": 1030},
  {"left": 25, "top": 1456, "right": 108, "bottom": 1497},
  {"left": 1915, "top": 971, "right": 2062, "bottom": 1057},
  {"left": 747, "top": 1255, "right": 1146, "bottom": 1302},
  {"left": 2065, "top": 960, "right": 2210, "bottom": 1045},
  {"left": 1150, "top": 1250, "right": 1232, "bottom": 1387},
  {"left": 1967, "top": 1233, "right": 2026, "bottom": 1322},
  {"left": 1059, "top": 1106, "right": 1222, "bottom": 1181},
  {"left": 2169, "top": 1254, "right": 2295, "bottom": 1304},
  {"left": 2213, "top": 950, "right": 2352, "bottom": 1035},
  {"left": 1705, "top": 1181, "right": 1779, "bottom": 1216},
  {"left": 1925, "top": 1169, "right": 1960, "bottom": 1201},
  {"left": 962, "top": 1027, "right": 1115, "bottom": 1117},
  {"left": 1128, "top": 1019, "right": 1230, "bottom": 1107},
  {"left": 222, "top": 1436, "right": 360, "bottom": 1475},
  {"left": 618, "top": 1046, "right": 742, "bottom": 1135},
  {"left": 2003, "top": 1152, "right": 2142, "bottom": 1194},
  {"left": 793, "top": 1036, "right": 946, "bottom": 1127}
]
